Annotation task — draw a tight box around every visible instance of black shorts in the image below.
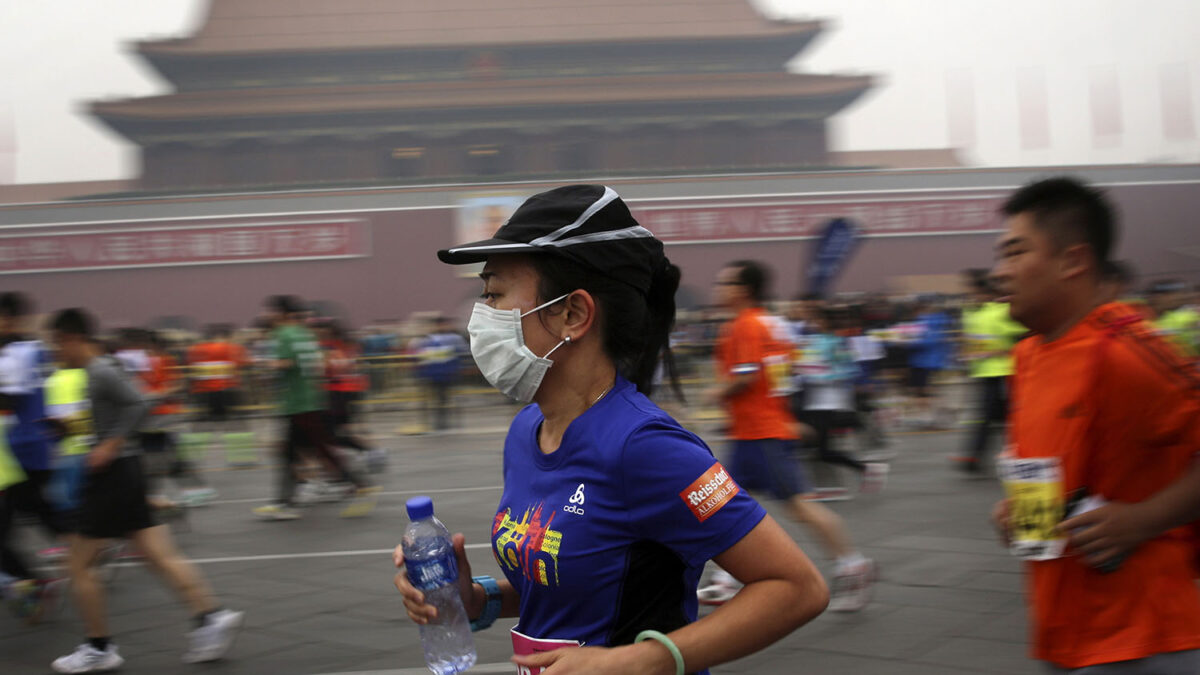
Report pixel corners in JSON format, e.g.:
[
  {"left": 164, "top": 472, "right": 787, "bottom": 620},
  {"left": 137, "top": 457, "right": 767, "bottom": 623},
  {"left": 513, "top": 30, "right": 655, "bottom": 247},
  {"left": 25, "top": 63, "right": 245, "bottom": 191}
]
[
  {"left": 78, "top": 456, "right": 156, "bottom": 539},
  {"left": 907, "top": 367, "right": 932, "bottom": 392},
  {"left": 199, "top": 389, "right": 239, "bottom": 421}
]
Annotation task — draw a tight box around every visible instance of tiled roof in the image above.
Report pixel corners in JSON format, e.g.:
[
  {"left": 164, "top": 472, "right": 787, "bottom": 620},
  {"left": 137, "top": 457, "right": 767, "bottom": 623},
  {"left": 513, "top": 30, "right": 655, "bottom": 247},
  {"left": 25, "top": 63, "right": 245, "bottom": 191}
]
[
  {"left": 93, "top": 72, "right": 871, "bottom": 119},
  {"left": 141, "top": 0, "right": 818, "bottom": 53}
]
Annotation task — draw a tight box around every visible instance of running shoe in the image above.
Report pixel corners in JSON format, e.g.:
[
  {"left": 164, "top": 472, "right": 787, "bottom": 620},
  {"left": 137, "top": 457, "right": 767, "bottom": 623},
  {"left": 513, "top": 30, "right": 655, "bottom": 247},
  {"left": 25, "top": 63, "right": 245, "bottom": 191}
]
[
  {"left": 293, "top": 481, "right": 322, "bottom": 505},
  {"left": 6, "top": 579, "right": 39, "bottom": 620},
  {"left": 365, "top": 447, "right": 389, "bottom": 473},
  {"left": 697, "top": 568, "right": 741, "bottom": 606},
  {"left": 320, "top": 481, "right": 357, "bottom": 503},
  {"left": 179, "top": 487, "right": 218, "bottom": 507},
  {"left": 31, "top": 578, "right": 70, "bottom": 623},
  {"left": 37, "top": 546, "right": 69, "bottom": 563},
  {"left": 829, "top": 559, "right": 876, "bottom": 612},
  {"left": 51, "top": 643, "right": 124, "bottom": 673},
  {"left": 182, "top": 609, "right": 244, "bottom": 663},
  {"left": 253, "top": 504, "right": 300, "bottom": 521},
  {"left": 339, "top": 485, "right": 382, "bottom": 518},
  {"left": 860, "top": 463, "right": 890, "bottom": 493}
]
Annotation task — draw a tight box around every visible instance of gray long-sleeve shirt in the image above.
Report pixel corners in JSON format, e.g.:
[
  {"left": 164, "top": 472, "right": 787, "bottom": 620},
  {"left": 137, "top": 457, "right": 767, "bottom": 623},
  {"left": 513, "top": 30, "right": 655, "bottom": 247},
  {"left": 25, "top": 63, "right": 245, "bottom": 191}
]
[{"left": 86, "top": 355, "right": 148, "bottom": 457}]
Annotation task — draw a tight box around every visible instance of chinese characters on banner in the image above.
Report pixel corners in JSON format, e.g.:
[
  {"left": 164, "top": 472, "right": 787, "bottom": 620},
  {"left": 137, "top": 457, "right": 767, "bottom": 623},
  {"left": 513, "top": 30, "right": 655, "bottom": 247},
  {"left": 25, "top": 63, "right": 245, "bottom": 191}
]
[
  {"left": 0, "top": 220, "right": 369, "bottom": 275},
  {"left": 629, "top": 195, "right": 1006, "bottom": 243}
]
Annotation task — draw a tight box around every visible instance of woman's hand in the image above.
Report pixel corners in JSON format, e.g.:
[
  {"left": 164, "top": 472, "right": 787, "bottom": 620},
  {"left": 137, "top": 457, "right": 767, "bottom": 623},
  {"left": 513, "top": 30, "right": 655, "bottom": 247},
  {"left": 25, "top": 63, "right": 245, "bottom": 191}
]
[
  {"left": 511, "top": 642, "right": 674, "bottom": 675},
  {"left": 393, "top": 533, "right": 478, "bottom": 625}
]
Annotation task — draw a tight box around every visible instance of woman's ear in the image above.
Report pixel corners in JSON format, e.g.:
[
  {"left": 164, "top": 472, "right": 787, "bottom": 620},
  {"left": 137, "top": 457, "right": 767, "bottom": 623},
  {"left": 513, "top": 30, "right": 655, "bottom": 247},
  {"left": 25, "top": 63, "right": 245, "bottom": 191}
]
[{"left": 562, "top": 290, "right": 598, "bottom": 341}]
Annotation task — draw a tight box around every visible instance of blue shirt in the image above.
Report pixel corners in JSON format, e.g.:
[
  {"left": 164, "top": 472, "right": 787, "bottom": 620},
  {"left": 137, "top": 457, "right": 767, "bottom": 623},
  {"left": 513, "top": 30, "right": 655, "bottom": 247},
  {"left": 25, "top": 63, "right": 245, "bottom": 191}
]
[
  {"left": 0, "top": 338, "right": 53, "bottom": 470},
  {"left": 909, "top": 311, "right": 953, "bottom": 370},
  {"left": 491, "top": 377, "right": 766, "bottom": 665}
]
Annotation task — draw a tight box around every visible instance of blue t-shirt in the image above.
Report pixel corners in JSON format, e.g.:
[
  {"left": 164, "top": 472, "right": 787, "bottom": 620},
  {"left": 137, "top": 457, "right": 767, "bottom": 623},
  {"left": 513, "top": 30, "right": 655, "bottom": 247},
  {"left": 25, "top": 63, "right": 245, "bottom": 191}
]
[
  {"left": 909, "top": 311, "right": 952, "bottom": 370},
  {"left": 491, "top": 376, "right": 766, "bottom": 663},
  {"left": 0, "top": 338, "right": 53, "bottom": 470}
]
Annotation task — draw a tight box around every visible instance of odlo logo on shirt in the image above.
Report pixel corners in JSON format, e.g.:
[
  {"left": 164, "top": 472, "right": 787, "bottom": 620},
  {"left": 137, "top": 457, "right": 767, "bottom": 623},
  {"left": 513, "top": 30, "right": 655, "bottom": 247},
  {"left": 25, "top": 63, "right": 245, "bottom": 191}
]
[
  {"left": 563, "top": 484, "right": 586, "bottom": 515},
  {"left": 680, "top": 463, "right": 740, "bottom": 523}
]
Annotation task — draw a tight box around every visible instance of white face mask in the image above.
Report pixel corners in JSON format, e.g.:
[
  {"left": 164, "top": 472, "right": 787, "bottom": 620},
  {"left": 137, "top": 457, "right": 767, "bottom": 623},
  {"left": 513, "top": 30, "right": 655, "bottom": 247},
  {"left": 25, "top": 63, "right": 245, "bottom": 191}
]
[{"left": 467, "top": 294, "right": 570, "bottom": 403}]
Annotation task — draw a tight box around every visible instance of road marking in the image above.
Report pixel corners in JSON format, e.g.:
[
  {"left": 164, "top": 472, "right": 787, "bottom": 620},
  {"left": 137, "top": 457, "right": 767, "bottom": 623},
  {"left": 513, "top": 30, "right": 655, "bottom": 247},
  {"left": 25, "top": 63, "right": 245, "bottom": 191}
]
[{"left": 111, "top": 543, "right": 494, "bottom": 567}]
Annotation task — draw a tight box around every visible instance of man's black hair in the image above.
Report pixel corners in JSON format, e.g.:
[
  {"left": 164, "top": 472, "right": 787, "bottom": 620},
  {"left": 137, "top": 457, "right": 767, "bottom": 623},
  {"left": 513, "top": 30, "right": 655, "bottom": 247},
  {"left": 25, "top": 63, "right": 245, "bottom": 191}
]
[
  {"left": 963, "top": 268, "right": 991, "bottom": 291},
  {"left": 1102, "top": 259, "right": 1134, "bottom": 286},
  {"left": 268, "top": 294, "right": 305, "bottom": 316},
  {"left": 1001, "top": 177, "right": 1117, "bottom": 265},
  {"left": 0, "top": 292, "right": 32, "bottom": 318},
  {"left": 727, "top": 260, "right": 770, "bottom": 304},
  {"left": 49, "top": 308, "right": 95, "bottom": 338}
]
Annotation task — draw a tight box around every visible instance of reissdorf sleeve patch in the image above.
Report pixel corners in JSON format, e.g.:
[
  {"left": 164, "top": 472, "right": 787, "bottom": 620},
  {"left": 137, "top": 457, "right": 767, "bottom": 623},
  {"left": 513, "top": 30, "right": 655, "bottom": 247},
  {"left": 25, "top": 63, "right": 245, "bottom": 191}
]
[{"left": 680, "top": 462, "right": 740, "bottom": 523}]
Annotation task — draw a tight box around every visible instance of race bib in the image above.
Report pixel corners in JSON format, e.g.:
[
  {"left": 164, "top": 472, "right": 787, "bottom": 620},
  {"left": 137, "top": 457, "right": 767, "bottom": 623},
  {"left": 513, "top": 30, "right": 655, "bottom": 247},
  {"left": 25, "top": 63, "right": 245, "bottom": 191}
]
[
  {"left": 762, "top": 353, "right": 794, "bottom": 397},
  {"left": 998, "top": 456, "right": 1066, "bottom": 560},
  {"left": 511, "top": 627, "right": 581, "bottom": 675}
]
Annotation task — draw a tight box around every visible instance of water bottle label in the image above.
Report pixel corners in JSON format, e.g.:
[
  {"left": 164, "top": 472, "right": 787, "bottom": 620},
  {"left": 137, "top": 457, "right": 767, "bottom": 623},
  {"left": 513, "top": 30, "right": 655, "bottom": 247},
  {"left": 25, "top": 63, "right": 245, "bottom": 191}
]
[{"left": 407, "top": 551, "right": 458, "bottom": 591}]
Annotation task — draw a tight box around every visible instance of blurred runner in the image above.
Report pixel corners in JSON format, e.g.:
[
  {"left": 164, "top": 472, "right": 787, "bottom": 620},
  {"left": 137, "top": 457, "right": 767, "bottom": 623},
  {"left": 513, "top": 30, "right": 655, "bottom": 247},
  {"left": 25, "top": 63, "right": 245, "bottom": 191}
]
[
  {"left": 792, "top": 299, "right": 888, "bottom": 493},
  {"left": 411, "top": 315, "right": 467, "bottom": 432},
  {"left": 905, "top": 296, "right": 953, "bottom": 428},
  {"left": 708, "top": 259, "right": 876, "bottom": 612},
  {"left": 1146, "top": 280, "right": 1199, "bottom": 360},
  {"left": 142, "top": 331, "right": 215, "bottom": 508},
  {"left": 989, "top": 177, "right": 1200, "bottom": 672},
  {"left": 319, "top": 320, "right": 386, "bottom": 472},
  {"left": 48, "top": 308, "right": 243, "bottom": 672},
  {"left": 953, "top": 270, "right": 1025, "bottom": 474},
  {"left": 186, "top": 324, "right": 255, "bottom": 467},
  {"left": 253, "top": 296, "right": 376, "bottom": 521},
  {"left": 0, "top": 292, "right": 71, "bottom": 618}
]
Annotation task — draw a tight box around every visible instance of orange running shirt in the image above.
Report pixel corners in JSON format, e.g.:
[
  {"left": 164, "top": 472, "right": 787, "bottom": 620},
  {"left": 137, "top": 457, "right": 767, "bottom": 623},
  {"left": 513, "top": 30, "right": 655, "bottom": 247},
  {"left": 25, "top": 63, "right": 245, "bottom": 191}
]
[
  {"left": 715, "top": 307, "right": 799, "bottom": 441},
  {"left": 143, "top": 354, "right": 183, "bottom": 416},
  {"left": 1010, "top": 302, "right": 1200, "bottom": 668},
  {"left": 187, "top": 341, "right": 247, "bottom": 393}
]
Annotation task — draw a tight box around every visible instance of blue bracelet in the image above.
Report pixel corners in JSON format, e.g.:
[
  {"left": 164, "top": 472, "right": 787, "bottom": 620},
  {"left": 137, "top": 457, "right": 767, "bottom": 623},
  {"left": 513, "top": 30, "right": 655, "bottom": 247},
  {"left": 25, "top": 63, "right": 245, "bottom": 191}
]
[{"left": 469, "top": 575, "right": 501, "bottom": 632}]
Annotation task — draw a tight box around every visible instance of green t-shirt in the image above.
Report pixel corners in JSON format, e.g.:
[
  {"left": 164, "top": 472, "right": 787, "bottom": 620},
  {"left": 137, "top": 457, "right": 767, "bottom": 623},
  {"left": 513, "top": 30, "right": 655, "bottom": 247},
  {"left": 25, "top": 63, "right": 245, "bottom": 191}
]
[
  {"left": 961, "top": 301, "right": 1026, "bottom": 378},
  {"left": 273, "top": 323, "right": 326, "bottom": 414}
]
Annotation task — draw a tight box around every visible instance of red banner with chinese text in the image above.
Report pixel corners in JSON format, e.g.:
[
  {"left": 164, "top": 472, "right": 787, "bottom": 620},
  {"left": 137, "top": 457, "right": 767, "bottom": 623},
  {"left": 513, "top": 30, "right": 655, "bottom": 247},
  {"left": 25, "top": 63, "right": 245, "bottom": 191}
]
[
  {"left": 0, "top": 219, "right": 369, "bottom": 275},
  {"left": 629, "top": 194, "right": 1006, "bottom": 244}
]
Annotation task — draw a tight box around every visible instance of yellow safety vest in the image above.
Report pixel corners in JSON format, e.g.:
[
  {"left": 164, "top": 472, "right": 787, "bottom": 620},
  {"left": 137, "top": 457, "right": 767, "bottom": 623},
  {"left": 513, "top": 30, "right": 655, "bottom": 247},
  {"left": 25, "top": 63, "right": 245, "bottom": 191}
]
[
  {"left": 962, "top": 302, "right": 1026, "bottom": 378},
  {"left": 45, "top": 368, "right": 93, "bottom": 456},
  {"left": 0, "top": 428, "right": 25, "bottom": 490}
]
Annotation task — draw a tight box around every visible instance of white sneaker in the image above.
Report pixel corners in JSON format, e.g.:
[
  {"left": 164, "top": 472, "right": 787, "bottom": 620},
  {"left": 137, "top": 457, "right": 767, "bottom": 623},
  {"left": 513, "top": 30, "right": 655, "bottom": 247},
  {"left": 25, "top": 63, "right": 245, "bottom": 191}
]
[
  {"left": 365, "top": 447, "right": 388, "bottom": 473},
  {"left": 829, "top": 559, "right": 876, "bottom": 612},
  {"left": 182, "top": 609, "right": 244, "bottom": 663},
  {"left": 861, "top": 463, "right": 889, "bottom": 494},
  {"left": 697, "top": 568, "right": 742, "bottom": 606},
  {"left": 179, "top": 487, "right": 218, "bottom": 507},
  {"left": 52, "top": 643, "right": 124, "bottom": 673},
  {"left": 252, "top": 504, "right": 300, "bottom": 521}
]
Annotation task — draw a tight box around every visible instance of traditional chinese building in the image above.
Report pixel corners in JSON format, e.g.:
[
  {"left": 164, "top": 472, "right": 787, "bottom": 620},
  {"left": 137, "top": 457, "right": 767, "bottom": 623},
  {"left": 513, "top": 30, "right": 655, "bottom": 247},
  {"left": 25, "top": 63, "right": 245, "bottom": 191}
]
[{"left": 90, "top": 0, "right": 873, "bottom": 191}]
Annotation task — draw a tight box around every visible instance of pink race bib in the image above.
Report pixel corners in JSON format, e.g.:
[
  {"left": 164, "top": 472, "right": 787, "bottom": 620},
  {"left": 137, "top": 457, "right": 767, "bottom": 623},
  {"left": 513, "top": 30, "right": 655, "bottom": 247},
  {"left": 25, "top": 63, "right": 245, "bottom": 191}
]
[{"left": 510, "top": 627, "right": 581, "bottom": 675}]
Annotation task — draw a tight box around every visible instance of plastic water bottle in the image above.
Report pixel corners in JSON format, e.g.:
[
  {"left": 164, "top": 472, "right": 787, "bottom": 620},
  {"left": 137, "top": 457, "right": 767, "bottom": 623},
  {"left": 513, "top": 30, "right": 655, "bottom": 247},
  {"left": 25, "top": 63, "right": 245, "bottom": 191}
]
[{"left": 403, "top": 496, "right": 477, "bottom": 675}]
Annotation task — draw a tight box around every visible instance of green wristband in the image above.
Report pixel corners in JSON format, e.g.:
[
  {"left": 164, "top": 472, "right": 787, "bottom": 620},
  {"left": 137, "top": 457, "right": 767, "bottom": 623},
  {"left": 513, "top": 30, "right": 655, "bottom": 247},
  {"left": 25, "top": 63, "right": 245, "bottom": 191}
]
[{"left": 635, "top": 630, "right": 684, "bottom": 675}]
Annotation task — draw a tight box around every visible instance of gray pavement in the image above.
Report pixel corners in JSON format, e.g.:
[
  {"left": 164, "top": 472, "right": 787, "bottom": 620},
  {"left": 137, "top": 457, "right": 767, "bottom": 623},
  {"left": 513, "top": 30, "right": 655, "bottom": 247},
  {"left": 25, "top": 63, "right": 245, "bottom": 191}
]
[{"left": 2, "top": 400, "right": 1037, "bottom": 675}]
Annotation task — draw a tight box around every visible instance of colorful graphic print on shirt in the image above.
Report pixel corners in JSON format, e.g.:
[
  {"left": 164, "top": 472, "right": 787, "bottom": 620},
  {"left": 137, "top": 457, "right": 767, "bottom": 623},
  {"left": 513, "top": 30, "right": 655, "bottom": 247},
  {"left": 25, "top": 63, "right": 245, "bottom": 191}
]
[{"left": 493, "top": 503, "right": 563, "bottom": 587}]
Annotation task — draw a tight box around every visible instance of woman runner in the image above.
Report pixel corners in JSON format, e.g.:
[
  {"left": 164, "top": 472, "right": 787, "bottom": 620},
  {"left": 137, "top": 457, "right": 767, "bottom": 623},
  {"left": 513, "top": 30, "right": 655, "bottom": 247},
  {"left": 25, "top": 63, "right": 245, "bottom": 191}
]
[{"left": 393, "top": 185, "right": 828, "bottom": 675}]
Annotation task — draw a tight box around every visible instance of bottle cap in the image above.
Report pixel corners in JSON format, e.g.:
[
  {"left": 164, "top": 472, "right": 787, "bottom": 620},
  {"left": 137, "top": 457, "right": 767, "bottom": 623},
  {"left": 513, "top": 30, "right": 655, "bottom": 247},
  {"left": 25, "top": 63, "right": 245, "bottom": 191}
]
[{"left": 406, "top": 496, "right": 434, "bottom": 521}]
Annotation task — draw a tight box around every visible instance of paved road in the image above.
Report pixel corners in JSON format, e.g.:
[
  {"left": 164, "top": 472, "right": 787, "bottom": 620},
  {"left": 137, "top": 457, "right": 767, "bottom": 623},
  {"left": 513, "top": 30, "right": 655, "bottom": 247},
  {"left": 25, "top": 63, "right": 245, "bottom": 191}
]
[{"left": 3, "top": 402, "right": 1036, "bottom": 675}]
